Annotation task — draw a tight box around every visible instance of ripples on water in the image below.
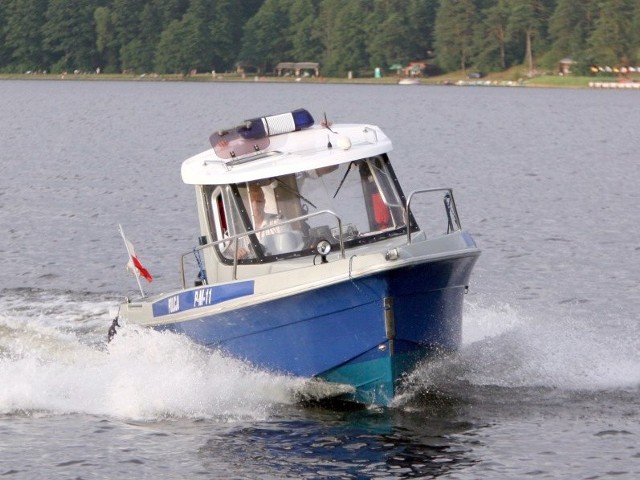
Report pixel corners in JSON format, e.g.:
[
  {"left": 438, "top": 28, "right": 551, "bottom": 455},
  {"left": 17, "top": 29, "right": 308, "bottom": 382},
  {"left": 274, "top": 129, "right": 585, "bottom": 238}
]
[
  {"left": 1, "top": 81, "right": 639, "bottom": 478},
  {"left": 1, "top": 286, "right": 638, "bottom": 478}
]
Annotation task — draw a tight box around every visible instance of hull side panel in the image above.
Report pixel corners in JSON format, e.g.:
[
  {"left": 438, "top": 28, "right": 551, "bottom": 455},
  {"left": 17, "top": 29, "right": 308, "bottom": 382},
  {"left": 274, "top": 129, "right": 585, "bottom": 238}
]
[
  {"left": 319, "top": 255, "right": 478, "bottom": 404},
  {"left": 156, "top": 278, "right": 388, "bottom": 377},
  {"left": 390, "top": 255, "right": 478, "bottom": 352},
  {"left": 153, "top": 254, "right": 478, "bottom": 404}
]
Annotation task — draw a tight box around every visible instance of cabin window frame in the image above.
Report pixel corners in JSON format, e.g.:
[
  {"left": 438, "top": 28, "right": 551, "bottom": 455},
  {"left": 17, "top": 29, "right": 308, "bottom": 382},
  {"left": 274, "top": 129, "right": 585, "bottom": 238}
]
[{"left": 203, "top": 154, "right": 415, "bottom": 265}]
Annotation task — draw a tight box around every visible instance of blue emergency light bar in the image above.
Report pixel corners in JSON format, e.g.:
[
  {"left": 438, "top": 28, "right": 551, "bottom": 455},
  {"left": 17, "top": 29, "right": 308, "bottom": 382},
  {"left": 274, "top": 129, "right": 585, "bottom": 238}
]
[
  {"left": 239, "top": 108, "right": 314, "bottom": 139},
  {"left": 209, "top": 108, "right": 315, "bottom": 159}
]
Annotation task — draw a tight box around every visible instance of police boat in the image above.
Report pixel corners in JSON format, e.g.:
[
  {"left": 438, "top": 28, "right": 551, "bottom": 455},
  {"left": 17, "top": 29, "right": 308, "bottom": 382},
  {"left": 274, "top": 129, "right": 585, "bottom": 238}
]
[{"left": 113, "top": 108, "right": 480, "bottom": 406}]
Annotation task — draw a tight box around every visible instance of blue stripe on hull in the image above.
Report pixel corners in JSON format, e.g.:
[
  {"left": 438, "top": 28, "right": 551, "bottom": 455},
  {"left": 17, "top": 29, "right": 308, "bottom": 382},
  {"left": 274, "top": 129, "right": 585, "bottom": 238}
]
[
  {"left": 152, "top": 281, "right": 255, "bottom": 317},
  {"left": 155, "top": 254, "right": 478, "bottom": 405}
]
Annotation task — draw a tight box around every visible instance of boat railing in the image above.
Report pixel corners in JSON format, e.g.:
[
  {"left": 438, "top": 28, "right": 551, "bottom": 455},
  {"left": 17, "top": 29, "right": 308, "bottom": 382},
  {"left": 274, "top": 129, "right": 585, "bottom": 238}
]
[
  {"left": 404, "top": 188, "right": 461, "bottom": 244},
  {"left": 179, "top": 209, "right": 345, "bottom": 287}
]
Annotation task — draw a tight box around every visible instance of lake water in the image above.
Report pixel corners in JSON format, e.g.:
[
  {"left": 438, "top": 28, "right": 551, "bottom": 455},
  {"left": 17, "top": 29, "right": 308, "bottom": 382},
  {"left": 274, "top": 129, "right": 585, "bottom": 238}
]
[{"left": 1, "top": 79, "right": 639, "bottom": 479}]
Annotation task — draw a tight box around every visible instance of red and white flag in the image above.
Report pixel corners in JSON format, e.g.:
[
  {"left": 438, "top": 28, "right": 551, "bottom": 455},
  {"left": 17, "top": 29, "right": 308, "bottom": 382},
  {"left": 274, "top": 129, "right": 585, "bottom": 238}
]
[
  {"left": 119, "top": 224, "right": 153, "bottom": 284},
  {"left": 125, "top": 239, "right": 153, "bottom": 282}
]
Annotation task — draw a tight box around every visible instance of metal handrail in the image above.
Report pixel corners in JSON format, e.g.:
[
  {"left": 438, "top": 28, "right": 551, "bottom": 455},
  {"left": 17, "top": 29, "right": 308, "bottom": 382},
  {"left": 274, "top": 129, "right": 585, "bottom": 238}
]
[
  {"left": 404, "top": 188, "right": 461, "bottom": 244},
  {"left": 180, "top": 209, "right": 344, "bottom": 287},
  {"left": 180, "top": 190, "right": 462, "bottom": 286}
]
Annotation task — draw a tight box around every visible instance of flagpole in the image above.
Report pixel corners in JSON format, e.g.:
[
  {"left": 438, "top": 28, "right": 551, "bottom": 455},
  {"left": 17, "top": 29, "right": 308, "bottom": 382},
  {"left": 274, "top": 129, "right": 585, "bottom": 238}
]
[{"left": 119, "top": 223, "right": 145, "bottom": 298}]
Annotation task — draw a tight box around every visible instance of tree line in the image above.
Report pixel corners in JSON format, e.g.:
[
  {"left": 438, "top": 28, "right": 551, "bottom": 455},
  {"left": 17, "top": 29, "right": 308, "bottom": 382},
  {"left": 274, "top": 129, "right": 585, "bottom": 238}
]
[{"left": 1, "top": 0, "right": 639, "bottom": 77}]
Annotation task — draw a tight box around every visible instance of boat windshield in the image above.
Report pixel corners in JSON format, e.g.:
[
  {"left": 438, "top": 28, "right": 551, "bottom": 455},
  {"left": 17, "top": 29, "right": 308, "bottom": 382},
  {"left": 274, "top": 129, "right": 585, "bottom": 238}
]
[{"left": 211, "top": 155, "right": 407, "bottom": 262}]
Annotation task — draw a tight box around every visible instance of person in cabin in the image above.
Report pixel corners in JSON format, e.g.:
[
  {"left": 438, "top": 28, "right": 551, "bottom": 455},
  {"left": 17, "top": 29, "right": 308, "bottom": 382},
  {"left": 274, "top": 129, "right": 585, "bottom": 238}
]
[{"left": 234, "top": 183, "right": 291, "bottom": 259}]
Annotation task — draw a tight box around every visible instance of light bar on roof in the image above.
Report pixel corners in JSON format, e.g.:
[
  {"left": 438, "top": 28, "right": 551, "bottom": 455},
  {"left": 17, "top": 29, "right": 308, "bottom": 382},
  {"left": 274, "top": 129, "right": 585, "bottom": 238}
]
[
  {"left": 239, "top": 108, "right": 314, "bottom": 139},
  {"left": 209, "top": 108, "right": 314, "bottom": 159}
]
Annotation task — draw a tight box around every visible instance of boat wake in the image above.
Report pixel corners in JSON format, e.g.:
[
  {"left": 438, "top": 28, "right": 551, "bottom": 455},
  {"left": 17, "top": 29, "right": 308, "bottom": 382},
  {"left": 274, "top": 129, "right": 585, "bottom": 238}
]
[
  {"left": 397, "top": 297, "right": 640, "bottom": 407},
  {"left": 1, "top": 289, "right": 637, "bottom": 419},
  {"left": 0, "top": 289, "right": 306, "bottom": 420}
]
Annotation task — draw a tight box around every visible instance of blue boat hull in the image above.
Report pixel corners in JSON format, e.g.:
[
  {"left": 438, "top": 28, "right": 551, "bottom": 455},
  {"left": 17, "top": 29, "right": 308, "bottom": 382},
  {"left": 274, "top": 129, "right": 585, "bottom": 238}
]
[{"left": 155, "top": 254, "right": 478, "bottom": 406}]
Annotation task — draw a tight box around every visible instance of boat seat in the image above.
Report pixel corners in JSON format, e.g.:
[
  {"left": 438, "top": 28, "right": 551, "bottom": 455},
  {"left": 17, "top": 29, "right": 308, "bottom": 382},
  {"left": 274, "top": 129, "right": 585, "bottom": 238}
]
[{"left": 263, "top": 231, "right": 305, "bottom": 254}]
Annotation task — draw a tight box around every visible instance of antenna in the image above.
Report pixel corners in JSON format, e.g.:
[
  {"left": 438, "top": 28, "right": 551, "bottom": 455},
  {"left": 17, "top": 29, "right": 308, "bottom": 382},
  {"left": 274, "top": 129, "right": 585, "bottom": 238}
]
[
  {"left": 323, "top": 112, "right": 335, "bottom": 149},
  {"left": 322, "top": 112, "right": 336, "bottom": 133}
]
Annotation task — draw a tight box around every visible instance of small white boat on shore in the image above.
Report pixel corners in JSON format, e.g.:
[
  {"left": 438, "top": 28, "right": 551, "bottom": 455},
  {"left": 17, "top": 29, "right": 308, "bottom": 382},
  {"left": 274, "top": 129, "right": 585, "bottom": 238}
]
[{"left": 398, "top": 78, "right": 420, "bottom": 85}]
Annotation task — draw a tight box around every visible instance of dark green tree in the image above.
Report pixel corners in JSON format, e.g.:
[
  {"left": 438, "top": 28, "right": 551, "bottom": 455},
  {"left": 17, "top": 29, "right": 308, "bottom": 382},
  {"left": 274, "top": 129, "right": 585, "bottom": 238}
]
[
  {"left": 315, "top": 0, "right": 342, "bottom": 76},
  {"left": 3, "top": 0, "right": 640, "bottom": 77},
  {"left": 212, "top": 0, "right": 263, "bottom": 71},
  {"left": 110, "top": 0, "right": 145, "bottom": 71},
  {"left": 156, "top": 0, "right": 190, "bottom": 24},
  {"left": 506, "top": 0, "right": 555, "bottom": 73},
  {"left": 0, "top": 1, "right": 7, "bottom": 69},
  {"left": 3, "top": 0, "right": 49, "bottom": 72},
  {"left": 95, "top": 6, "right": 119, "bottom": 72},
  {"left": 633, "top": 2, "right": 640, "bottom": 63},
  {"left": 321, "top": 0, "right": 370, "bottom": 77},
  {"left": 120, "top": 0, "right": 187, "bottom": 73},
  {"left": 546, "top": 0, "right": 597, "bottom": 72},
  {"left": 548, "top": 0, "right": 596, "bottom": 57},
  {"left": 406, "top": 0, "right": 439, "bottom": 60},
  {"left": 289, "top": 0, "right": 322, "bottom": 62},
  {"left": 182, "top": 0, "right": 217, "bottom": 72},
  {"left": 42, "top": 0, "right": 99, "bottom": 72},
  {"left": 434, "top": 0, "right": 478, "bottom": 72},
  {"left": 154, "top": 18, "right": 191, "bottom": 73},
  {"left": 132, "top": 2, "right": 165, "bottom": 72},
  {"left": 239, "top": 0, "right": 266, "bottom": 18},
  {"left": 210, "top": 0, "right": 246, "bottom": 71},
  {"left": 367, "top": 0, "right": 412, "bottom": 69},
  {"left": 475, "top": 0, "right": 512, "bottom": 71},
  {"left": 239, "top": 0, "right": 294, "bottom": 73},
  {"left": 153, "top": 0, "right": 216, "bottom": 74},
  {"left": 587, "top": 0, "right": 637, "bottom": 65}
]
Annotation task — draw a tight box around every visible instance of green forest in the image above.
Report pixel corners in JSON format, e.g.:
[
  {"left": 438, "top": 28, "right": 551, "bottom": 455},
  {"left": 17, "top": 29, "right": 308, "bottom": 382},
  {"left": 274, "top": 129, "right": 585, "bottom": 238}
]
[{"left": 1, "top": 0, "right": 639, "bottom": 77}]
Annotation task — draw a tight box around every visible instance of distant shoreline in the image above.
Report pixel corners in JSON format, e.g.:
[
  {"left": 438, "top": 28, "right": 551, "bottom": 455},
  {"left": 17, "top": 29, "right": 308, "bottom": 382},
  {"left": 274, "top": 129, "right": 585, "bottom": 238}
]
[{"left": 0, "top": 72, "right": 628, "bottom": 89}]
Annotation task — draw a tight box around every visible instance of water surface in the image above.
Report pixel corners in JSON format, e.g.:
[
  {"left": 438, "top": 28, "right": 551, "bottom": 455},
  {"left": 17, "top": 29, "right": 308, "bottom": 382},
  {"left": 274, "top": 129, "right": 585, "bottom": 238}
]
[{"left": 1, "top": 80, "right": 639, "bottom": 479}]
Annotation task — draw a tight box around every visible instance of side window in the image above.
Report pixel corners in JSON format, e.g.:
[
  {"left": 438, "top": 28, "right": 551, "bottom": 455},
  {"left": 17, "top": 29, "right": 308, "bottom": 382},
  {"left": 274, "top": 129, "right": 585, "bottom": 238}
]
[
  {"left": 366, "top": 156, "right": 405, "bottom": 230},
  {"left": 211, "top": 186, "right": 252, "bottom": 260},
  {"left": 211, "top": 187, "right": 228, "bottom": 241}
]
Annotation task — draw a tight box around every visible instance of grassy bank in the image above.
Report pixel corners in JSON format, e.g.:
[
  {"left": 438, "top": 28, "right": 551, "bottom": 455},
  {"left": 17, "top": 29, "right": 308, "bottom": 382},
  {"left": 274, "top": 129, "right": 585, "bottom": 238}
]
[
  {"left": 0, "top": 71, "right": 622, "bottom": 88},
  {"left": 525, "top": 75, "right": 619, "bottom": 88}
]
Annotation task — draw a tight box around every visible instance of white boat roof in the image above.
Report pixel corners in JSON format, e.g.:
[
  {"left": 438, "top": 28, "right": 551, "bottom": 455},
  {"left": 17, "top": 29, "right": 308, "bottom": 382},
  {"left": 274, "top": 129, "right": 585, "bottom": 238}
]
[{"left": 181, "top": 123, "right": 393, "bottom": 185}]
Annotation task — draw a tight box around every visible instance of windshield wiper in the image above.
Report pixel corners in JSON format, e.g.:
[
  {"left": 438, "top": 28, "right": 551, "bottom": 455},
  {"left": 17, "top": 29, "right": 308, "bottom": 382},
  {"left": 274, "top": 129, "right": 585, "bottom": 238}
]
[
  {"left": 333, "top": 161, "right": 354, "bottom": 198},
  {"left": 272, "top": 177, "right": 317, "bottom": 209}
]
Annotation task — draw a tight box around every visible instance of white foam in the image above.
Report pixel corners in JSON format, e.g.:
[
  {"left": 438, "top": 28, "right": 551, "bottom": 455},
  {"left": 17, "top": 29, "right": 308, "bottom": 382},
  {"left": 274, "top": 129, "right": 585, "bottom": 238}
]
[
  {"left": 409, "top": 298, "right": 640, "bottom": 392},
  {"left": 462, "top": 300, "right": 525, "bottom": 345},
  {"left": 3, "top": 292, "right": 638, "bottom": 417},
  {"left": 0, "top": 292, "right": 306, "bottom": 420}
]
